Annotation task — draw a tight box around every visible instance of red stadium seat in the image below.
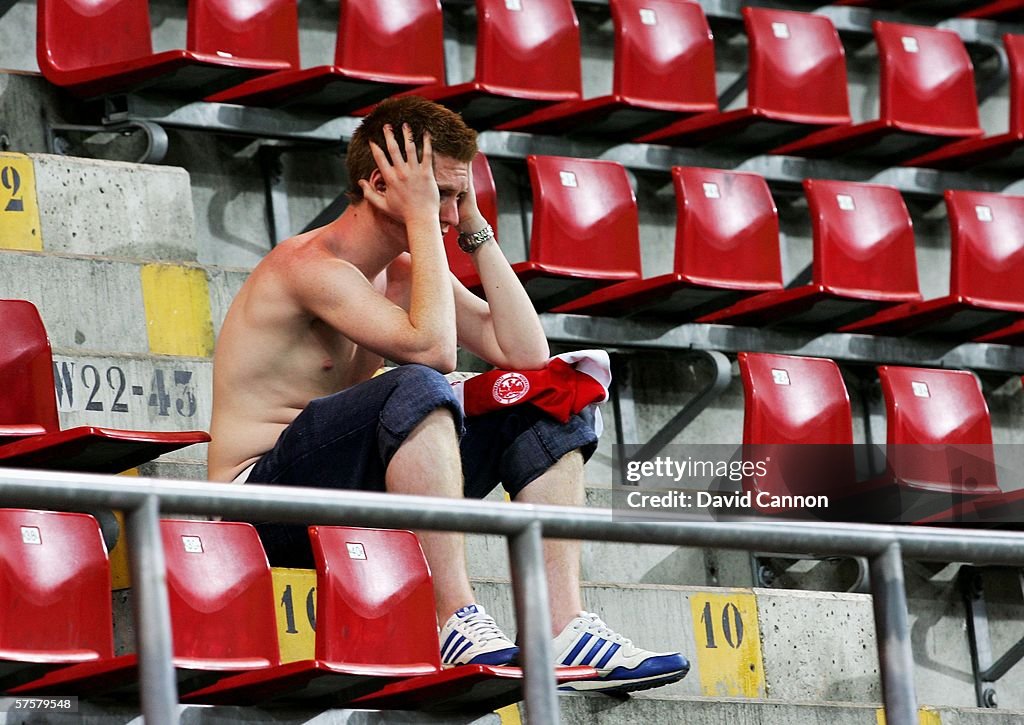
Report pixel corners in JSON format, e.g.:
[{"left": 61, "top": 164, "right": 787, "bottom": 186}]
[
  {"left": 459, "top": 156, "right": 642, "bottom": 311},
  {"left": 0, "top": 510, "right": 113, "bottom": 692},
  {"left": 878, "top": 366, "right": 1002, "bottom": 509},
  {"left": 206, "top": 0, "right": 444, "bottom": 111},
  {"left": 775, "top": 22, "right": 983, "bottom": 161},
  {"left": 698, "top": 180, "right": 921, "bottom": 329},
  {"left": 36, "top": 0, "right": 292, "bottom": 98},
  {"left": 0, "top": 300, "right": 209, "bottom": 473},
  {"left": 907, "top": 35, "right": 1024, "bottom": 171},
  {"left": 960, "top": 1, "right": 1024, "bottom": 19},
  {"left": 636, "top": 8, "right": 850, "bottom": 151},
  {"left": 497, "top": 0, "right": 717, "bottom": 138},
  {"left": 737, "top": 353, "right": 859, "bottom": 515},
  {"left": 842, "top": 190, "right": 1024, "bottom": 339},
  {"left": 186, "top": 527, "right": 594, "bottom": 710},
  {"left": 976, "top": 318, "right": 1024, "bottom": 345},
  {"left": 445, "top": 153, "right": 499, "bottom": 285},
  {"left": 11, "top": 520, "right": 279, "bottom": 697},
  {"left": 409, "top": 0, "right": 582, "bottom": 129},
  {"left": 554, "top": 168, "right": 783, "bottom": 318}
]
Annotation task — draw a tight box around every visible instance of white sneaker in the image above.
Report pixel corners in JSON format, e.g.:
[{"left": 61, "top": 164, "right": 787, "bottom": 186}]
[
  {"left": 552, "top": 611, "right": 689, "bottom": 693},
  {"left": 439, "top": 604, "right": 519, "bottom": 667}
]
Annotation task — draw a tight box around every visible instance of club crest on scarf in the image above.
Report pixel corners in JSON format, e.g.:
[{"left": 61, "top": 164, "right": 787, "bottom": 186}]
[{"left": 492, "top": 372, "right": 531, "bottom": 405}]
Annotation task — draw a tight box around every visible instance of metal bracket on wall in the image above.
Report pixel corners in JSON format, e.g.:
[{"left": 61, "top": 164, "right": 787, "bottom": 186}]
[
  {"left": 45, "top": 120, "right": 169, "bottom": 165},
  {"left": 612, "top": 349, "right": 732, "bottom": 470},
  {"left": 960, "top": 565, "right": 1024, "bottom": 709},
  {"left": 260, "top": 146, "right": 291, "bottom": 248}
]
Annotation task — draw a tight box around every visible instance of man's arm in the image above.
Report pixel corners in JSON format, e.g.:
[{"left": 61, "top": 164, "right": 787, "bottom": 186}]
[{"left": 454, "top": 163, "right": 549, "bottom": 370}]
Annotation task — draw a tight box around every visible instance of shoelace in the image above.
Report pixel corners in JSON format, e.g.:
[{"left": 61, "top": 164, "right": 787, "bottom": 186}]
[
  {"left": 578, "top": 611, "right": 633, "bottom": 646},
  {"left": 459, "top": 613, "right": 510, "bottom": 644}
]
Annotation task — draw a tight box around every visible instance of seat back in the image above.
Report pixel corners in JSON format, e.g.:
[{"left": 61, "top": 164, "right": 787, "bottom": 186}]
[
  {"left": 609, "top": 0, "right": 716, "bottom": 108},
  {"left": 739, "top": 353, "right": 854, "bottom": 447},
  {"left": 0, "top": 300, "right": 61, "bottom": 433},
  {"left": 526, "top": 156, "right": 641, "bottom": 279},
  {"left": 874, "top": 21, "right": 981, "bottom": 133},
  {"left": 445, "top": 153, "right": 499, "bottom": 280},
  {"left": 738, "top": 353, "right": 855, "bottom": 506},
  {"left": 310, "top": 527, "right": 438, "bottom": 668},
  {"left": 945, "top": 190, "right": 1024, "bottom": 308},
  {"left": 335, "top": 0, "right": 445, "bottom": 83},
  {"left": 38, "top": 0, "right": 154, "bottom": 75},
  {"left": 188, "top": 0, "right": 300, "bottom": 67},
  {"left": 803, "top": 180, "right": 920, "bottom": 299},
  {"left": 744, "top": 8, "right": 850, "bottom": 122},
  {"left": 0, "top": 509, "right": 114, "bottom": 661},
  {"left": 878, "top": 366, "right": 998, "bottom": 494},
  {"left": 474, "top": 0, "right": 581, "bottom": 98},
  {"left": 161, "top": 519, "right": 279, "bottom": 666},
  {"left": 672, "top": 168, "right": 783, "bottom": 290},
  {"left": 1006, "top": 34, "right": 1024, "bottom": 135}
]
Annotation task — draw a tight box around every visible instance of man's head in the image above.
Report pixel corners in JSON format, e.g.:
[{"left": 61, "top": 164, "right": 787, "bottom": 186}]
[{"left": 347, "top": 96, "right": 478, "bottom": 203}]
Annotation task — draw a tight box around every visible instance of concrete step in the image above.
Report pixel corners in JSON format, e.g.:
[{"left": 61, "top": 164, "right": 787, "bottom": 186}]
[
  {"left": 2, "top": 251, "right": 247, "bottom": 356},
  {"left": 1, "top": 152, "right": 196, "bottom": 261},
  {"left": 1, "top": 698, "right": 1021, "bottom": 725},
  {"left": 466, "top": 579, "right": 1024, "bottom": 711}
]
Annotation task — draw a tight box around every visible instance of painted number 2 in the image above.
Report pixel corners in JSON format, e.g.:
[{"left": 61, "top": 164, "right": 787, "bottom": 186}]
[
  {"left": 1, "top": 165, "right": 24, "bottom": 212},
  {"left": 700, "top": 600, "right": 744, "bottom": 649}
]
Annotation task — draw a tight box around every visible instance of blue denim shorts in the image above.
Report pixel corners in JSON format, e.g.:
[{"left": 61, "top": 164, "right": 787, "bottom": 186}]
[{"left": 246, "top": 364, "right": 598, "bottom": 566}]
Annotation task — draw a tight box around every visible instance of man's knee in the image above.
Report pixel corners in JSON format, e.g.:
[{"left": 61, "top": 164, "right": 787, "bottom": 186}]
[{"left": 379, "top": 364, "right": 463, "bottom": 463}]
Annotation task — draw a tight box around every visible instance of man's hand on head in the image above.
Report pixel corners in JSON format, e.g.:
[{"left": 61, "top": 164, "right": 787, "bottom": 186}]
[
  {"left": 358, "top": 123, "right": 440, "bottom": 228},
  {"left": 457, "top": 158, "right": 487, "bottom": 234}
]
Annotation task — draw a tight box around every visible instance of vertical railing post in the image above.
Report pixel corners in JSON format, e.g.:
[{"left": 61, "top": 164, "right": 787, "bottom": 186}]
[
  {"left": 125, "top": 495, "right": 178, "bottom": 724},
  {"left": 869, "top": 542, "right": 917, "bottom": 725},
  {"left": 509, "top": 520, "right": 559, "bottom": 724}
]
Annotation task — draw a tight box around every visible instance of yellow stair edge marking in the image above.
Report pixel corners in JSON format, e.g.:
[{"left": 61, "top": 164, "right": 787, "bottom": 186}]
[
  {"left": 140, "top": 264, "right": 214, "bottom": 357},
  {"left": 876, "top": 707, "right": 942, "bottom": 725},
  {"left": 496, "top": 703, "right": 523, "bottom": 724},
  {"left": 271, "top": 568, "right": 317, "bottom": 663},
  {"left": 691, "top": 591, "right": 765, "bottom": 698},
  {"left": 0, "top": 152, "right": 42, "bottom": 251}
]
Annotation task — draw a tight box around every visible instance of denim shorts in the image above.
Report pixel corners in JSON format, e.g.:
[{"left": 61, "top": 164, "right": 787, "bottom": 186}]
[{"left": 246, "top": 364, "right": 598, "bottom": 566}]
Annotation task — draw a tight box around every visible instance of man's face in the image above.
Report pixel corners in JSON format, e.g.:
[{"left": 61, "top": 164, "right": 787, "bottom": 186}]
[{"left": 433, "top": 155, "right": 470, "bottom": 236}]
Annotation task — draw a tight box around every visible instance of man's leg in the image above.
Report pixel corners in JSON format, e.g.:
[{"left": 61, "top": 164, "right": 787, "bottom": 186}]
[
  {"left": 512, "top": 449, "right": 585, "bottom": 635},
  {"left": 385, "top": 407, "right": 475, "bottom": 624}
]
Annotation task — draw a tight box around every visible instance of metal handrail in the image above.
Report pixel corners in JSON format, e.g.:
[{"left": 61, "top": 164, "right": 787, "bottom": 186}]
[{"left": 3, "top": 469, "right": 1024, "bottom": 724}]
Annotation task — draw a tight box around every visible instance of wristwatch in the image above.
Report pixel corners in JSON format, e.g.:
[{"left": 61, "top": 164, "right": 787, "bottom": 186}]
[{"left": 457, "top": 223, "right": 494, "bottom": 254}]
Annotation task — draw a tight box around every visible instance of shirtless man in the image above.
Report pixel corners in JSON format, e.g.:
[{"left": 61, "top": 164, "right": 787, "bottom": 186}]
[{"left": 208, "top": 96, "right": 687, "bottom": 693}]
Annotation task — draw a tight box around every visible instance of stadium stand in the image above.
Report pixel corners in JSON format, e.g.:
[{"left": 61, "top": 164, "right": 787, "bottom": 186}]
[
  {"left": 407, "top": 0, "right": 582, "bottom": 129},
  {"left": 4, "top": 0, "right": 1024, "bottom": 721},
  {"left": 698, "top": 179, "right": 922, "bottom": 329},
  {"left": 553, "top": 167, "right": 784, "bottom": 318},
  {"left": 205, "top": 0, "right": 445, "bottom": 112},
  {"left": 774, "top": 21, "right": 984, "bottom": 161},
  {"left": 907, "top": 33, "right": 1024, "bottom": 171},
  {"left": 456, "top": 155, "right": 643, "bottom": 311},
  {"left": 841, "top": 190, "right": 1024, "bottom": 340},
  {"left": 636, "top": 7, "right": 850, "bottom": 151},
  {"left": 496, "top": 0, "right": 717, "bottom": 138},
  {"left": 36, "top": 0, "right": 291, "bottom": 98}
]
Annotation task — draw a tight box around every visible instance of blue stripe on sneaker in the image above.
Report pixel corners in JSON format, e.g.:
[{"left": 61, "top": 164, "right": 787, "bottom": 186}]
[
  {"left": 450, "top": 638, "right": 476, "bottom": 663},
  {"left": 595, "top": 642, "right": 621, "bottom": 669},
  {"left": 581, "top": 637, "right": 608, "bottom": 666},
  {"left": 562, "top": 632, "right": 593, "bottom": 665},
  {"left": 441, "top": 632, "right": 464, "bottom": 661}
]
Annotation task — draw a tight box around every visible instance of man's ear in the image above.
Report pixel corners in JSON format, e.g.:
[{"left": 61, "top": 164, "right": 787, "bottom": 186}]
[{"left": 368, "top": 169, "right": 386, "bottom": 194}]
